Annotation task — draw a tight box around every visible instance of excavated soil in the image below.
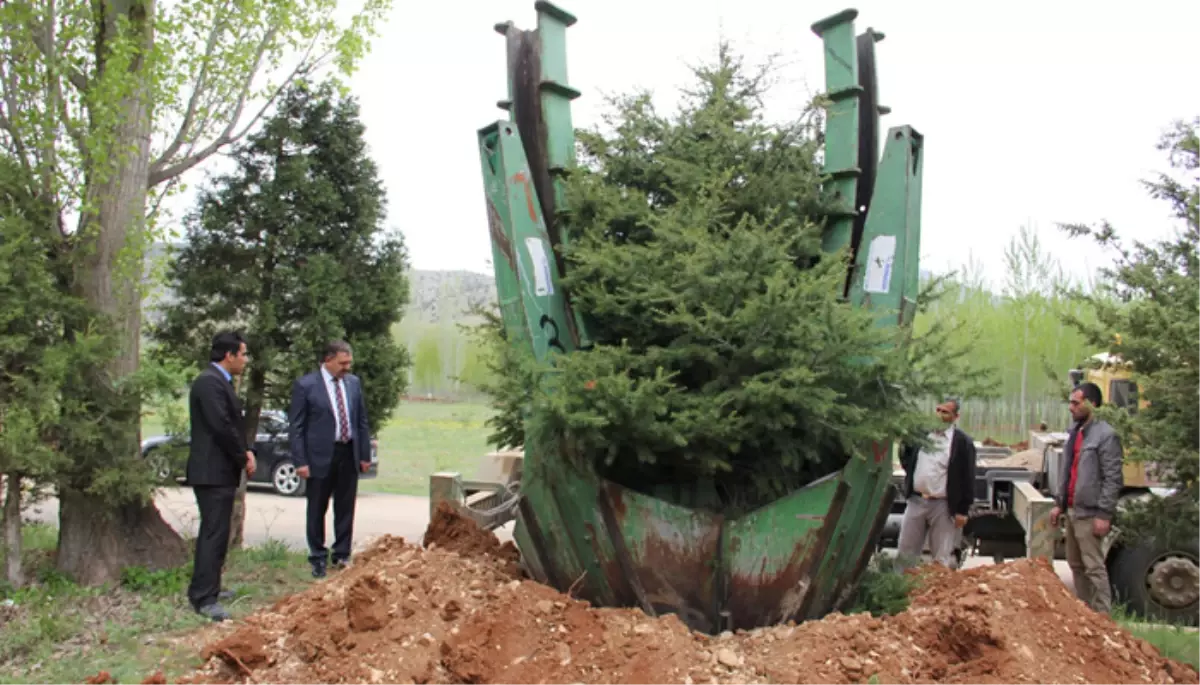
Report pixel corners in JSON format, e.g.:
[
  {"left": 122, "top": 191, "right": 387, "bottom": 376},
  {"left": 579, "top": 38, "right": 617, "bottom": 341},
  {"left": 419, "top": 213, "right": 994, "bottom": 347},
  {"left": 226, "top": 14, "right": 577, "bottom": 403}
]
[
  {"left": 978, "top": 447, "right": 1045, "bottom": 471},
  {"left": 182, "top": 520, "right": 1199, "bottom": 685}
]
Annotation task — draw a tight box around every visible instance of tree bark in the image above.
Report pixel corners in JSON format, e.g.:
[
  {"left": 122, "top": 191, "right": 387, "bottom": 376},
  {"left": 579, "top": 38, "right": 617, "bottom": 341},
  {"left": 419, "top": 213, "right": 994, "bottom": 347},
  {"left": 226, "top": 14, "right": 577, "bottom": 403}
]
[
  {"left": 3, "top": 474, "right": 24, "bottom": 588},
  {"left": 229, "top": 369, "right": 264, "bottom": 549},
  {"left": 56, "top": 0, "right": 188, "bottom": 583},
  {"left": 56, "top": 487, "right": 187, "bottom": 584}
]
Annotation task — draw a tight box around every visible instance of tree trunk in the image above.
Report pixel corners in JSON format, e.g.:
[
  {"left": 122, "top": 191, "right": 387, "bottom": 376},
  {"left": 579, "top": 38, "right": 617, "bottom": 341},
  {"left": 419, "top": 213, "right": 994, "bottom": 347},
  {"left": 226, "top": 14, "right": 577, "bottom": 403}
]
[
  {"left": 57, "top": 0, "right": 187, "bottom": 583},
  {"left": 229, "top": 224, "right": 276, "bottom": 549},
  {"left": 57, "top": 488, "right": 186, "bottom": 584},
  {"left": 3, "top": 474, "right": 24, "bottom": 588},
  {"left": 1019, "top": 312, "right": 1030, "bottom": 438},
  {"left": 230, "top": 368, "right": 265, "bottom": 550}
]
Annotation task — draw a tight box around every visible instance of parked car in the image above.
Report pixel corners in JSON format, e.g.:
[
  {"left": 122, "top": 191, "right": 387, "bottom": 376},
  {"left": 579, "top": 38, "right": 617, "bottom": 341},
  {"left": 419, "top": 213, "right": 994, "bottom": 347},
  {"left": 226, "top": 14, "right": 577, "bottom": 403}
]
[{"left": 141, "top": 409, "right": 378, "bottom": 496}]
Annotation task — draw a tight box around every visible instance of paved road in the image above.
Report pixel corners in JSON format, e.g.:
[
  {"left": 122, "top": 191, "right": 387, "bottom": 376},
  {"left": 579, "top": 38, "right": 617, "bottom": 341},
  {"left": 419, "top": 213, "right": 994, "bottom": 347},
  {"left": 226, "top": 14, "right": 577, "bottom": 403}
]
[
  {"left": 25, "top": 487, "right": 516, "bottom": 550},
  {"left": 27, "top": 487, "right": 1067, "bottom": 584}
]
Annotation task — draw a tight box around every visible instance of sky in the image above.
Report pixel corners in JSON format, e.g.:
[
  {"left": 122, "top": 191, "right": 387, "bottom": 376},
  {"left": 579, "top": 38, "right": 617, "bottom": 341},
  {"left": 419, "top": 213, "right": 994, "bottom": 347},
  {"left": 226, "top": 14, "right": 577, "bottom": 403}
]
[{"left": 171, "top": 0, "right": 1200, "bottom": 292}]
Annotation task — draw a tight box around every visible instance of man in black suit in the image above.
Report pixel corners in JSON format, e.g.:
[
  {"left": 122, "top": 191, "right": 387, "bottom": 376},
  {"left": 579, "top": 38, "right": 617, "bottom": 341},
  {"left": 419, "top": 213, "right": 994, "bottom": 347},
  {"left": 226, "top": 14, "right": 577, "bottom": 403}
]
[
  {"left": 289, "top": 340, "right": 372, "bottom": 578},
  {"left": 186, "top": 331, "right": 257, "bottom": 621},
  {"left": 897, "top": 398, "right": 977, "bottom": 569}
]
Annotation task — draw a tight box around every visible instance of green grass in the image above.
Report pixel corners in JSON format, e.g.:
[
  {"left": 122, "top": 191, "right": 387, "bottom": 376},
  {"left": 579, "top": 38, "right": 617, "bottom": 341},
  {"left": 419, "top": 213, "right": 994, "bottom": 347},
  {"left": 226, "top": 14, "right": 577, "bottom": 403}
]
[
  {"left": 1125, "top": 623, "right": 1200, "bottom": 669},
  {"left": 0, "top": 523, "right": 312, "bottom": 684},
  {"left": 1111, "top": 605, "right": 1200, "bottom": 669},
  {"left": 364, "top": 401, "right": 496, "bottom": 495}
]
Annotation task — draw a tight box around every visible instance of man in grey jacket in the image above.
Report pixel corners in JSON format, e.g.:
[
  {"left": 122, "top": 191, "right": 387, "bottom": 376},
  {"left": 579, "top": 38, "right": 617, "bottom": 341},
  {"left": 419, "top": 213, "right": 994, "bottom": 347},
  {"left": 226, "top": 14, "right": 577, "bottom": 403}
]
[{"left": 1049, "top": 381, "right": 1124, "bottom": 613}]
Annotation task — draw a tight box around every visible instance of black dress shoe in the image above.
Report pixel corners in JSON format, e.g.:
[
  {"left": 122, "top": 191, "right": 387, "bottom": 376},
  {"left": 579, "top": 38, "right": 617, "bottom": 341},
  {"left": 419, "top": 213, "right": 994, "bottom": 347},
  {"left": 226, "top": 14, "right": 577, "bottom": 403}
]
[
  {"left": 196, "top": 602, "right": 232, "bottom": 622},
  {"left": 311, "top": 561, "right": 327, "bottom": 579}
]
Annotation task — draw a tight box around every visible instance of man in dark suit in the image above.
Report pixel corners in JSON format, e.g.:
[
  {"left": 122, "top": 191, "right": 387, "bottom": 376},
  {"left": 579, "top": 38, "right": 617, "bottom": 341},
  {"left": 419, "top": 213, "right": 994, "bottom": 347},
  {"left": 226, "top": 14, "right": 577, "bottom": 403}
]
[
  {"left": 897, "top": 398, "right": 977, "bottom": 569},
  {"left": 289, "top": 340, "right": 372, "bottom": 578},
  {"left": 186, "top": 331, "right": 256, "bottom": 621}
]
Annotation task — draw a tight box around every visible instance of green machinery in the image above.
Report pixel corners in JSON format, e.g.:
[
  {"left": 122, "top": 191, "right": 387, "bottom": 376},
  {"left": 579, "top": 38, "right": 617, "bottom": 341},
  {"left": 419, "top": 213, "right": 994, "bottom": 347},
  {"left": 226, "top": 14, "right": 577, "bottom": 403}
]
[{"left": 437, "top": 3, "right": 924, "bottom": 632}]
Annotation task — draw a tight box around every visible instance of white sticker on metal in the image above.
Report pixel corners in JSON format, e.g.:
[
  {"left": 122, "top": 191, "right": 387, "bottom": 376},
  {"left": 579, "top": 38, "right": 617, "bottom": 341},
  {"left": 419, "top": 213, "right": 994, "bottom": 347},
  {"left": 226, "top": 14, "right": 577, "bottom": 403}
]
[
  {"left": 862, "top": 235, "right": 897, "bottom": 294},
  {"left": 525, "top": 237, "right": 555, "bottom": 297}
]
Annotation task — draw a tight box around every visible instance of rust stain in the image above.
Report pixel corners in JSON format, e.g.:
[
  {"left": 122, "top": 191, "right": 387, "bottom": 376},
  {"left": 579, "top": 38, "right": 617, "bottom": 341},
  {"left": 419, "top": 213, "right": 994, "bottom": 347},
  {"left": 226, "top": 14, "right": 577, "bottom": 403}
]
[
  {"left": 727, "top": 481, "right": 852, "bottom": 628},
  {"left": 871, "top": 441, "right": 889, "bottom": 463},
  {"left": 635, "top": 526, "right": 721, "bottom": 633},
  {"left": 600, "top": 481, "right": 721, "bottom": 633},
  {"left": 726, "top": 529, "right": 815, "bottom": 630},
  {"left": 487, "top": 202, "right": 516, "bottom": 270},
  {"left": 511, "top": 171, "right": 540, "bottom": 223}
]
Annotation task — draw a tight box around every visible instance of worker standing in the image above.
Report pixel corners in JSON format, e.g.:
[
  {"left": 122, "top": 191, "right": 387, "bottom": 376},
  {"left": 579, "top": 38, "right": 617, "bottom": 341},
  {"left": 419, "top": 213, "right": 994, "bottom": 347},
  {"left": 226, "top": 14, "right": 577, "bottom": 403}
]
[
  {"left": 897, "top": 398, "right": 977, "bottom": 568},
  {"left": 1050, "top": 382, "right": 1123, "bottom": 614}
]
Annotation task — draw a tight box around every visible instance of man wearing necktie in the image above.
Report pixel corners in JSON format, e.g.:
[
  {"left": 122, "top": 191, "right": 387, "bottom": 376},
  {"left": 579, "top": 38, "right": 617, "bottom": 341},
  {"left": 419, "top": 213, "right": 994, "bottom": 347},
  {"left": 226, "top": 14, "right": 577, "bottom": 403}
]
[
  {"left": 897, "top": 398, "right": 977, "bottom": 569},
  {"left": 288, "top": 340, "right": 372, "bottom": 578}
]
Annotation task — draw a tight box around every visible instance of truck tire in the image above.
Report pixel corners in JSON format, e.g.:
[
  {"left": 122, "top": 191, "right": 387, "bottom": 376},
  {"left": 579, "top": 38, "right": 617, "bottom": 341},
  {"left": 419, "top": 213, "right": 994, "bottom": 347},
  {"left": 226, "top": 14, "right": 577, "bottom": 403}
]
[{"left": 1107, "top": 539, "right": 1199, "bottom": 626}]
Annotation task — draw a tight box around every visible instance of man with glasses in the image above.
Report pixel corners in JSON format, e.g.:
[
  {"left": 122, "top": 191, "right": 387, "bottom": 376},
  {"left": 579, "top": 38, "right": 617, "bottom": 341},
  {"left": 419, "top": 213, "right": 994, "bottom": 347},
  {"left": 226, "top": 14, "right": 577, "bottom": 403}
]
[
  {"left": 1050, "top": 382, "right": 1123, "bottom": 613},
  {"left": 897, "top": 398, "right": 977, "bottom": 569}
]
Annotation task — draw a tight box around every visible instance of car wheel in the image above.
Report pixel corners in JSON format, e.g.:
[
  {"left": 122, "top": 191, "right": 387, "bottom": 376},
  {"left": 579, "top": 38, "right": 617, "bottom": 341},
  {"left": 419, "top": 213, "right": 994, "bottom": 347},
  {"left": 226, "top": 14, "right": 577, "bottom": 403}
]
[
  {"left": 271, "top": 460, "right": 306, "bottom": 497},
  {"left": 146, "top": 448, "right": 173, "bottom": 482}
]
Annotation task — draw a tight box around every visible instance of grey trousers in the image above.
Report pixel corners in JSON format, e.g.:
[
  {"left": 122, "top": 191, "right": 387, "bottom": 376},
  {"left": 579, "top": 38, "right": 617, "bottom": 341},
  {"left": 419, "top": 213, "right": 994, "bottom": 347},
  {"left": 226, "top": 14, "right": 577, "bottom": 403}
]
[
  {"left": 898, "top": 495, "right": 960, "bottom": 568},
  {"left": 1065, "top": 509, "right": 1113, "bottom": 614}
]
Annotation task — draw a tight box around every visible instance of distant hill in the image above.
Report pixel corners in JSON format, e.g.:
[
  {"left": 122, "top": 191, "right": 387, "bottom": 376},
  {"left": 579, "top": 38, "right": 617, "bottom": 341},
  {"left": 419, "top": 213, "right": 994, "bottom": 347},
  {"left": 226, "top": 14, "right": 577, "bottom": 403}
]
[
  {"left": 144, "top": 246, "right": 938, "bottom": 328},
  {"left": 141, "top": 242, "right": 496, "bottom": 327}
]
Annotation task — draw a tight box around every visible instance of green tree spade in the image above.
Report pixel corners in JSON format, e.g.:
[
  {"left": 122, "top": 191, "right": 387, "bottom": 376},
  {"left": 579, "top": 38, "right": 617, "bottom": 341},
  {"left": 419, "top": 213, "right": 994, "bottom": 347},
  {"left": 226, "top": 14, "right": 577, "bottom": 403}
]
[
  {"left": 0, "top": 0, "right": 390, "bottom": 583},
  {"left": 151, "top": 81, "right": 410, "bottom": 545},
  {"left": 1060, "top": 117, "right": 1199, "bottom": 548},
  {"left": 479, "top": 47, "right": 991, "bottom": 514}
]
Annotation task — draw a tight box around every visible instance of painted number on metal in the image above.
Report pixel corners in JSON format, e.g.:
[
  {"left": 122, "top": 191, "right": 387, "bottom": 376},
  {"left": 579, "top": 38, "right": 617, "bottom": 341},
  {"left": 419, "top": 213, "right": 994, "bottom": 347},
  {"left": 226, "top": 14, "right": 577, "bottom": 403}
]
[
  {"left": 525, "top": 236, "right": 555, "bottom": 297},
  {"left": 862, "top": 235, "right": 896, "bottom": 294}
]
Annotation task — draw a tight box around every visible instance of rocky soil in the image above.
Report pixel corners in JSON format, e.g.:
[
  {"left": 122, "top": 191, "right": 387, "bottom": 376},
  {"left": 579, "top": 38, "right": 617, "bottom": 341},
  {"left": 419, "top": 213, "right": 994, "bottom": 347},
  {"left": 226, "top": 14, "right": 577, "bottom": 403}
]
[{"left": 180, "top": 506, "right": 1199, "bottom": 684}]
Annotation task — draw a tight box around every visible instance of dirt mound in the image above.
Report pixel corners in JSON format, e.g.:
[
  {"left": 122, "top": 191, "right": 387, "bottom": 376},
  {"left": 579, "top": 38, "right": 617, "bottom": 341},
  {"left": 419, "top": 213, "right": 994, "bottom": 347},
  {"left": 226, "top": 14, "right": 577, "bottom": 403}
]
[
  {"left": 981, "top": 437, "right": 1031, "bottom": 451},
  {"left": 185, "top": 526, "right": 1198, "bottom": 684},
  {"left": 978, "top": 447, "right": 1044, "bottom": 471},
  {"left": 423, "top": 502, "right": 522, "bottom": 574}
]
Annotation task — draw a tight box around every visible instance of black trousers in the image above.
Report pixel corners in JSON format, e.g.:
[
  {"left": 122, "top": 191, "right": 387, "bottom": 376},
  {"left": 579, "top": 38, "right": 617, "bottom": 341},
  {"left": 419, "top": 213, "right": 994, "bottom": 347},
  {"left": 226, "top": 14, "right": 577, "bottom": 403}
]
[
  {"left": 305, "top": 442, "right": 360, "bottom": 565},
  {"left": 188, "top": 485, "right": 235, "bottom": 609}
]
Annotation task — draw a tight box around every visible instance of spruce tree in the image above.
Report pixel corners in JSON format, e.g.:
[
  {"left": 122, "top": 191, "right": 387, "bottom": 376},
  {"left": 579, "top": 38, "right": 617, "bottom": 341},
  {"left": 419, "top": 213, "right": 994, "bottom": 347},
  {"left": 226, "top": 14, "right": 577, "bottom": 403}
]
[
  {"left": 479, "top": 47, "right": 986, "bottom": 514},
  {"left": 1060, "top": 117, "right": 1199, "bottom": 548},
  {"left": 151, "top": 81, "right": 411, "bottom": 542}
]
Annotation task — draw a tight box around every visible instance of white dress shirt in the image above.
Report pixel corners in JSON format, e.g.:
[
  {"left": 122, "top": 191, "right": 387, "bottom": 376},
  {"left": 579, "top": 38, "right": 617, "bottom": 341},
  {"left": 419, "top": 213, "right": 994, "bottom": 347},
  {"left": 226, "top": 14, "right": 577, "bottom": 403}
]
[
  {"left": 912, "top": 426, "right": 954, "bottom": 498},
  {"left": 320, "top": 366, "right": 353, "bottom": 441}
]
